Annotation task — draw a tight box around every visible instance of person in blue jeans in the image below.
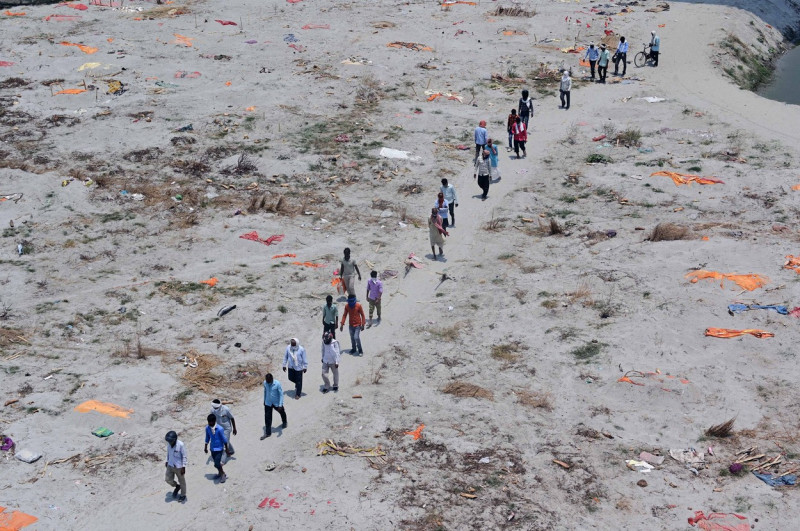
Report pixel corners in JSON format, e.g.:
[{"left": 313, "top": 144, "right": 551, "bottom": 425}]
[
  {"left": 204, "top": 414, "right": 229, "bottom": 483},
  {"left": 340, "top": 295, "right": 365, "bottom": 355}
]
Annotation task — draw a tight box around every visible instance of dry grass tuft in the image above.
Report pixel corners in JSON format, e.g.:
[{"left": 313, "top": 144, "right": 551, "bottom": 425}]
[
  {"left": 514, "top": 389, "right": 553, "bottom": 410},
  {"left": 355, "top": 74, "right": 383, "bottom": 105},
  {"left": 181, "top": 352, "right": 223, "bottom": 393},
  {"left": 442, "top": 381, "right": 494, "bottom": 400},
  {"left": 427, "top": 323, "right": 461, "bottom": 342},
  {"left": 549, "top": 218, "right": 563, "bottom": 235},
  {"left": 0, "top": 327, "right": 27, "bottom": 348},
  {"left": 491, "top": 5, "right": 536, "bottom": 17},
  {"left": 649, "top": 223, "right": 690, "bottom": 242},
  {"left": 491, "top": 342, "right": 525, "bottom": 362},
  {"left": 229, "top": 362, "right": 263, "bottom": 390},
  {"left": 484, "top": 215, "right": 508, "bottom": 232},
  {"left": 140, "top": 5, "right": 190, "bottom": 18},
  {"left": 705, "top": 417, "right": 736, "bottom": 438},
  {"left": 569, "top": 281, "right": 593, "bottom": 306}
]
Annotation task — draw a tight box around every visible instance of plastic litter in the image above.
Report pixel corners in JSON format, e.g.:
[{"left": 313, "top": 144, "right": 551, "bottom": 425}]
[
  {"left": 92, "top": 427, "right": 114, "bottom": 438},
  {"left": 15, "top": 449, "right": 42, "bottom": 463},
  {"left": 641, "top": 97, "right": 666, "bottom": 103},
  {"left": 625, "top": 460, "right": 654, "bottom": 473},
  {"left": 217, "top": 305, "right": 237, "bottom": 317}
]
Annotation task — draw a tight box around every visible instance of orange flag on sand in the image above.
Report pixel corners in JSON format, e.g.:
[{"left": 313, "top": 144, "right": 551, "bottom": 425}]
[
  {"left": 404, "top": 424, "right": 425, "bottom": 440},
  {"left": 0, "top": 507, "right": 38, "bottom": 530},
  {"left": 685, "top": 270, "right": 768, "bottom": 291},
  {"left": 651, "top": 171, "right": 724, "bottom": 186},
  {"left": 172, "top": 34, "right": 194, "bottom": 47},
  {"left": 705, "top": 328, "right": 774, "bottom": 339},
  {"left": 60, "top": 41, "right": 98, "bottom": 54},
  {"left": 785, "top": 255, "right": 800, "bottom": 274},
  {"left": 74, "top": 400, "right": 134, "bottom": 418}
]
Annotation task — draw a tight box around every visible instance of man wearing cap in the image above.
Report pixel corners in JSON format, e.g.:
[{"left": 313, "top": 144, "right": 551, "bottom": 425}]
[
  {"left": 210, "top": 399, "right": 237, "bottom": 462},
  {"left": 164, "top": 430, "right": 187, "bottom": 502},
  {"left": 262, "top": 373, "right": 287, "bottom": 439},
  {"left": 597, "top": 43, "right": 611, "bottom": 83},
  {"left": 282, "top": 338, "right": 308, "bottom": 399},
  {"left": 649, "top": 31, "right": 660, "bottom": 67},
  {"left": 320, "top": 331, "right": 341, "bottom": 393},
  {"left": 474, "top": 120, "right": 488, "bottom": 162}
]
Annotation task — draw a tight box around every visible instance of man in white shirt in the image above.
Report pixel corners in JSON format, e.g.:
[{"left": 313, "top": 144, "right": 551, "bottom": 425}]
[
  {"left": 211, "top": 399, "right": 237, "bottom": 462},
  {"left": 614, "top": 36, "right": 629, "bottom": 76},
  {"left": 282, "top": 338, "right": 308, "bottom": 399},
  {"left": 440, "top": 178, "right": 458, "bottom": 226},
  {"left": 320, "top": 331, "right": 341, "bottom": 393},
  {"left": 559, "top": 70, "right": 572, "bottom": 110},
  {"left": 164, "top": 430, "right": 187, "bottom": 502}
]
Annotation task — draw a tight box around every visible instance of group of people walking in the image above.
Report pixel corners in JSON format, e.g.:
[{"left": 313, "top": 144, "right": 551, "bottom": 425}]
[{"left": 164, "top": 247, "right": 385, "bottom": 500}]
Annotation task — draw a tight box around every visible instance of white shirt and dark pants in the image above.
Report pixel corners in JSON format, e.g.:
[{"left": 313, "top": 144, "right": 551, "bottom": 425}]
[
  {"left": 165, "top": 440, "right": 188, "bottom": 499},
  {"left": 441, "top": 184, "right": 458, "bottom": 225},
  {"left": 559, "top": 76, "right": 572, "bottom": 110},
  {"left": 321, "top": 340, "right": 341, "bottom": 391}
]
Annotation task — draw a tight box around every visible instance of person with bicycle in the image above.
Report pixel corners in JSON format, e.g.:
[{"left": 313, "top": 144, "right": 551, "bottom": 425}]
[
  {"left": 614, "top": 36, "right": 629, "bottom": 76},
  {"left": 649, "top": 31, "right": 660, "bottom": 66}
]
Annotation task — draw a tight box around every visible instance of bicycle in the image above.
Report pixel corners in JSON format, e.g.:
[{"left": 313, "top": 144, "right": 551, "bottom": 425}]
[{"left": 634, "top": 43, "right": 657, "bottom": 67}]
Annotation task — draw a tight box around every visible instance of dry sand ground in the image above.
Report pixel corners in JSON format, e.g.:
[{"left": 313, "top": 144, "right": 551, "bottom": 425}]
[{"left": 2, "top": 0, "right": 800, "bottom": 529}]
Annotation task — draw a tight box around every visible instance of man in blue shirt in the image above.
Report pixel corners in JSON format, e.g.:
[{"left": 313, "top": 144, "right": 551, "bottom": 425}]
[
  {"left": 614, "top": 36, "right": 629, "bottom": 76},
  {"left": 262, "top": 373, "right": 288, "bottom": 439},
  {"left": 204, "top": 414, "right": 229, "bottom": 483},
  {"left": 650, "top": 31, "right": 660, "bottom": 67},
  {"left": 473, "top": 120, "right": 487, "bottom": 162},
  {"left": 584, "top": 43, "right": 599, "bottom": 80}
]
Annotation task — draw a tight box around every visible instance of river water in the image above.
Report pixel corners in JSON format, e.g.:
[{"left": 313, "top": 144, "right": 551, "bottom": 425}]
[{"left": 758, "top": 44, "right": 800, "bottom": 105}]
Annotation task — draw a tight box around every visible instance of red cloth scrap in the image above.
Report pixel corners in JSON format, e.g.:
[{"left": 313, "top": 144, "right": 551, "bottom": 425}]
[
  {"left": 239, "top": 231, "right": 284, "bottom": 246},
  {"left": 215, "top": 19, "right": 237, "bottom": 25}
]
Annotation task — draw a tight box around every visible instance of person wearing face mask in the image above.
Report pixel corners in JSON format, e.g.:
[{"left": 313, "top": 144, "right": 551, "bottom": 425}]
[
  {"left": 282, "top": 338, "right": 308, "bottom": 400},
  {"left": 340, "top": 295, "right": 366, "bottom": 355},
  {"left": 474, "top": 149, "right": 492, "bottom": 199},
  {"left": 614, "top": 36, "right": 629, "bottom": 76},
  {"left": 210, "top": 399, "right": 237, "bottom": 462},
  {"left": 320, "top": 331, "right": 341, "bottom": 393}
]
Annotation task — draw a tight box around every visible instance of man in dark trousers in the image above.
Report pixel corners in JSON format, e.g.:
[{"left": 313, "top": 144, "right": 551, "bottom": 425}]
[
  {"left": 164, "top": 431, "right": 187, "bottom": 502},
  {"left": 282, "top": 338, "right": 308, "bottom": 399},
  {"left": 261, "top": 373, "right": 287, "bottom": 439}
]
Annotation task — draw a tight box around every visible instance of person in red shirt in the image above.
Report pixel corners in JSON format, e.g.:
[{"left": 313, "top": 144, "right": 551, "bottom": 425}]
[
  {"left": 340, "top": 295, "right": 366, "bottom": 355},
  {"left": 512, "top": 116, "right": 527, "bottom": 159}
]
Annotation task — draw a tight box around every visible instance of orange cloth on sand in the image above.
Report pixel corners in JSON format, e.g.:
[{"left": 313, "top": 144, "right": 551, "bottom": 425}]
[
  {"left": 705, "top": 328, "right": 774, "bottom": 339},
  {"left": 331, "top": 277, "right": 344, "bottom": 293},
  {"left": 651, "top": 171, "right": 724, "bottom": 186},
  {"left": 200, "top": 277, "right": 218, "bottom": 287},
  {"left": 0, "top": 507, "right": 38, "bottom": 530},
  {"left": 272, "top": 253, "right": 297, "bottom": 259},
  {"left": 579, "top": 58, "right": 590, "bottom": 67},
  {"left": 60, "top": 41, "right": 98, "bottom": 54},
  {"left": 785, "top": 255, "right": 800, "bottom": 274},
  {"left": 172, "top": 33, "right": 194, "bottom": 47},
  {"left": 292, "top": 261, "right": 325, "bottom": 268},
  {"left": 685, "top": 270, "right": 768, "bottom": 291},
  {"left": 792, "top": 184, "right": 800, "bottom": 191},
  {"left": 4, "top": 10, "right": 26, "bottom": 16},
  {"left": 54, "top": 88, "right": 87, "bottom": 95},
  {"left": 404, "top": 424, "right": 425, "bottom": 440},
  {"left": 74, "top": 400, "right": 133, "bottom": 418}
]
